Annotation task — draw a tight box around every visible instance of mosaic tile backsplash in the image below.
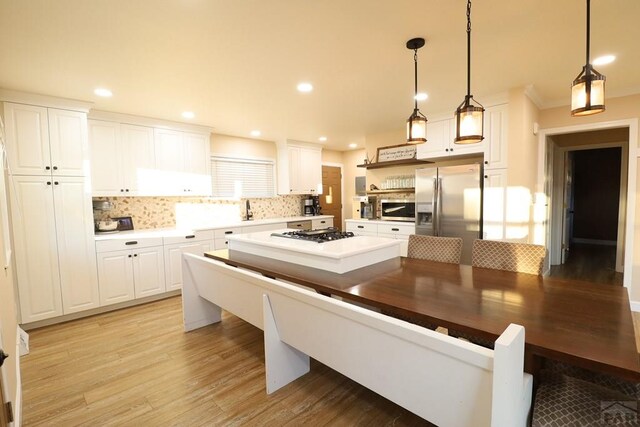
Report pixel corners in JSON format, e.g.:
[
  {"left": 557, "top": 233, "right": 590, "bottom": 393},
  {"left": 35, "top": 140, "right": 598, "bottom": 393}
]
[{"left": 93, "top": 195, "right": 307, "bottom": 230}]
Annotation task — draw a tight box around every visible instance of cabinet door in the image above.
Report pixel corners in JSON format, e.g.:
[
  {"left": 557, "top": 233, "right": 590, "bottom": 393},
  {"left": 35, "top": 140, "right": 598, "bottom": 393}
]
[
  {"left": 48, "top": 109, "right": 88, "bottom": 177},
  {"left": 121, "top": 124, "right": 155, "bottom": 195},
  {"left": 300, "top": 147, "right": 322, "bottom": 194},
  {"left": 154, "top": 128, "right": 184, "bottom": 172},
  {"left": 53, "top": 177, "right": 100, "bottom": 314},
  {"left": 133, "top": 246, "right": 166, "bottom": 298},
  {"left": 417, "top": 119, "right": 450, "bottom": 159},
  {"left": 182, "top": 132, "right": 212, "bottom": 196},
  {"left": 3, "top": 103, "right": 50, "bottom": 176},
  {"left": 97, "top": 250, "right": 135, "bottom": 306},
  {"left": 9, "top": 176, "right": 63, "bottom": 322},
  {"left": 287, "top": 146, "right": 302, "bottom": 193},
  {"left": 483, "top": 168, "right": 507, "bottom": 240},
  {"left": 164, "top": 242, "right": 211, "bottom": 291},
  {"left": 484, "top": 104, "right": 508, "bottom": 169},
  {"left": 88, "top": 120, "right": 123, "bottom": 195}
]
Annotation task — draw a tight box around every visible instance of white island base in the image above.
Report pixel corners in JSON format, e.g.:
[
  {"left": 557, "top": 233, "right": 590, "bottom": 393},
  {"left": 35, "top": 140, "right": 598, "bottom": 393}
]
[{"left": 226, "top": 230, "right": 401, "bottom": 273}]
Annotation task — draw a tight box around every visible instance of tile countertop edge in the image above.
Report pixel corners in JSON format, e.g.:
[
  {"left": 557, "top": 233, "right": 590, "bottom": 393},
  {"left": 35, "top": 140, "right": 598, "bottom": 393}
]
[{"left": 94, "top": 215, "right": 335, "bottom": 241}]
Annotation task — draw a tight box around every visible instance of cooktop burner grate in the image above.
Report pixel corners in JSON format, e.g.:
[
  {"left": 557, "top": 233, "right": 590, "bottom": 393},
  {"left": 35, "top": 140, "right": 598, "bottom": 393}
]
[{"left": 271, "top": 227, "right": 355, "bottom": 243}]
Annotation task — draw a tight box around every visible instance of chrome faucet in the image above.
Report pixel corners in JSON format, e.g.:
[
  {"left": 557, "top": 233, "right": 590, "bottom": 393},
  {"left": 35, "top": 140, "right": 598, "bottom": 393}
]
[{"left": 245, "top": 200, "right": 253, "bottom": 221}]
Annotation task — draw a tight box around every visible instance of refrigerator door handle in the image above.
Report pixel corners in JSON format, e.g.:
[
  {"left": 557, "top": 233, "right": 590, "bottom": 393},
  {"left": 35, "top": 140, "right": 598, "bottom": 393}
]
[
  {"left": 437, "top": 177, "right": 443, "bottom": 236},
  {"left": 432, "top": 177, "right": 438, "bottom": 236}
]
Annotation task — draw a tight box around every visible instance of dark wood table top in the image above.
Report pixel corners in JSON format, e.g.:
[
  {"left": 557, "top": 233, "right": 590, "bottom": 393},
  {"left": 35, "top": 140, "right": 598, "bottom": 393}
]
[{"left": 204, "top": 249, "right": 640, "bottom": 381}]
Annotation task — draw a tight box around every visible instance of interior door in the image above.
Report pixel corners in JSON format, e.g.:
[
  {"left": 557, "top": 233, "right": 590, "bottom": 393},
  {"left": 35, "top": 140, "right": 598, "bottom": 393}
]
[
  {"left": 320, "top": 166, "right": 342, "bottom": 230},
  {"left": 561, "top": 151, "right": 574, "bottom": 263}
]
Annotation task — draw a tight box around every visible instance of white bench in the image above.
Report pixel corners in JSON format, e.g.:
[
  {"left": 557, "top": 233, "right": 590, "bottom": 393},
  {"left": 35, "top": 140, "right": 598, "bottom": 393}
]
[{"left": 182, "top": 253, "right": 533, "bottom": 427}]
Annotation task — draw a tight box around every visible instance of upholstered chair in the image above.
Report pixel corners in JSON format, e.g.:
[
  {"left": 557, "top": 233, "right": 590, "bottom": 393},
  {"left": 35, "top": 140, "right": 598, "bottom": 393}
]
[
  {"left": 471, "top": 239, "right": 546, "bottom": 275},
  {"left": 407, "top": 235, "right": 463, "bottom": 264}
]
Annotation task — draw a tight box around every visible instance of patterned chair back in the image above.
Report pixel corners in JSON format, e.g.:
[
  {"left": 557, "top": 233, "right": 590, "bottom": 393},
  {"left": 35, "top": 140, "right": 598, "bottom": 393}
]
[
  {"left": 407, "top": 235, "right": 463, "bottom": 264},
  {"left": 472, "top": 239, "right": 546, "bottom": 275}
]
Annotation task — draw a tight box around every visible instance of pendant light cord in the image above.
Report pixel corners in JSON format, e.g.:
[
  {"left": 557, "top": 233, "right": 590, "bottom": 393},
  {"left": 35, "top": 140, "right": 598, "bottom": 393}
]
[
  {"left": 413, "top": 49, "right": 419, "bottom": 110},
  {"left": 466, "top": 0, "right": 472, "bottom": 97},
  {"left": 586, "top": 0, "right": 591, "bottom": 66}
]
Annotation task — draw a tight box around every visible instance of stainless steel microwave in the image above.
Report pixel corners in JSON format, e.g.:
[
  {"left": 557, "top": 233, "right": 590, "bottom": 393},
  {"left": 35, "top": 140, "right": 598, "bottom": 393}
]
[{"left": 380, "top": 199, "right": 415, "bottom": 222}]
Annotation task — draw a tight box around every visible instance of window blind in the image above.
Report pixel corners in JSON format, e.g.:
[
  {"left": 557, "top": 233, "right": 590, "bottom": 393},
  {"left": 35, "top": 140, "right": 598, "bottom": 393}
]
[{"left": 210, "top": 156, "right": 275, "bottom": 198}]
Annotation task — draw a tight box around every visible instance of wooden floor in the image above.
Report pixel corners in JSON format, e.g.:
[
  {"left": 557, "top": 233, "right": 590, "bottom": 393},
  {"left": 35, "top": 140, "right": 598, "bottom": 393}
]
[
  {"left": 21, "top": 296, "right": 432, "bottom": 426},
  {"left": 548, "top": 243, "right": 623, "bottom": 286}
]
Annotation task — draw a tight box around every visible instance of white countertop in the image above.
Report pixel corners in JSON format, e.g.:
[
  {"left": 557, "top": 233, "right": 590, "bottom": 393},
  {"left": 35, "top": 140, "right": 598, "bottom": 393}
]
[
  {"left": 94, "top": 215, "right": 334, "bottom": 240},
  {"left": 345, "top": 219, "right": 415, "bottom": 226},
  {"left": 228, "top": 229, "right": 399, "bottom": 260}
]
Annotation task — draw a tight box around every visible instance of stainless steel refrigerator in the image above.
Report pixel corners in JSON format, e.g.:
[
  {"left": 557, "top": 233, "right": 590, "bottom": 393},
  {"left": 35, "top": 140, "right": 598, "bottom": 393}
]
[{"left": 415, "top": 164, "right": 483, "bottom": 264}]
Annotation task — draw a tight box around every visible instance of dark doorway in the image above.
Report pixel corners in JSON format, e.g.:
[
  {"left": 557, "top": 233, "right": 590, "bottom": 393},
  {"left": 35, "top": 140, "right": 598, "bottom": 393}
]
[{"left": 550, "top": 147, "right": 623, "bottom": 285}]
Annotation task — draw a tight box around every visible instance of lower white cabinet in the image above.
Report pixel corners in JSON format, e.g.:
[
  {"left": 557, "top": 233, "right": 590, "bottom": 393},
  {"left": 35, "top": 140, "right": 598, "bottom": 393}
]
[
  {"left": 10, "top": 175, "right": 99, "bottom": 323},
  {"left": 312, "top": 218, "right": 333, "bottom": 229},
  {"left": 164, "top": 231, "right": 214, "bottom": 290},
  {"left": 96, "top": 238, "right": 165, "bottom": 305},
  {"left": 346, "top": 220, "right": 414, "bottom": 256}
]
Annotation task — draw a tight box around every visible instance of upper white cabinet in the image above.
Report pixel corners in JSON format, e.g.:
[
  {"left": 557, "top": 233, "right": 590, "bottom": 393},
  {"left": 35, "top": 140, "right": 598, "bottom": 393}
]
[
  {"left": 277, "top": 142, "right": 322, "bottom": 195},
  {"left": 10, "top": 175, "right": 99, "bottom": 322},
  {"left": 3, "top": 103, "right": 88, "bottom": 177},
  {"left": 417, "top": 118, "right": 485, "bottom": 160},
  {"left": 482, "top": 104, "right": 508, "bottom": 170},
  {"left": 89, "top": 121, "right": 156, "bottom": 196},
  {"left": 88, "top": 118, "right": 211, "bottom": 196}
]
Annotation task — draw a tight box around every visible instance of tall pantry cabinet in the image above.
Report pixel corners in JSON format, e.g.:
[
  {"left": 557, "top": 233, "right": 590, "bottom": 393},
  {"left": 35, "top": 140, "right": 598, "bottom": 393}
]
[{"left": 3, "top": 101, "right": 99, "bottom": 323}]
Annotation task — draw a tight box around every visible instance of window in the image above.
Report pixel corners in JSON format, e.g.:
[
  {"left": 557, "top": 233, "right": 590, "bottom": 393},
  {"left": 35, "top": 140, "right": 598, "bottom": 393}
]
[{"left": 210, "top": 156, "right": 275, "bottom": 198}]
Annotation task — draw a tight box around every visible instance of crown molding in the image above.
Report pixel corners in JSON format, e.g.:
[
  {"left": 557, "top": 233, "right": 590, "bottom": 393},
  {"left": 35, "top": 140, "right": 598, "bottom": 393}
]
[
  {"left": 0, "top": 88, "right": 93, "bottom": 112},
  {"left": 89, "top": 110, "right": 214, "bottom": 134}
]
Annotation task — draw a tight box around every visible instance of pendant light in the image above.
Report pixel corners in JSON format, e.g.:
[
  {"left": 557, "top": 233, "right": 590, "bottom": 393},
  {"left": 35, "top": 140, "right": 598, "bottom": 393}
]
[
  {"left": 571, "top": 0, "right": 605, "bottom": 116},
  {"left": 454, "top": 0, "right": 484, "bottom": 144},
  {"left": 406, "top": 37, "right": 427, "bottom": 144}
]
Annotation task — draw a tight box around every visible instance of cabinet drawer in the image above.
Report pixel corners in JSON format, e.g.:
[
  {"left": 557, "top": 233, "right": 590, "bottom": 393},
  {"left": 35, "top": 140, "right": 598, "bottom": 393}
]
[
  {"left": 346, "top": 222, "right": 377, "bottom": 234},
  {"left": 312, "top": 218, "right": 333, "bottom": 229},
  {"left": 214, "top": 237, "right": 231, "bottom": 250},
  {"left": 214, "top": 227, "right": 243, "bottom": 239},
  {"left": 241, "top": 223, "right": 287, "bottom": 233},
  {"left": 377, "top": 223, "right": 414, "bottom": 236},
  {"left": 96, "top": 237, "right": 164, "bottom": 253},
  {"left": 163, "top": 230, "right": 214, "bottom": 245}
]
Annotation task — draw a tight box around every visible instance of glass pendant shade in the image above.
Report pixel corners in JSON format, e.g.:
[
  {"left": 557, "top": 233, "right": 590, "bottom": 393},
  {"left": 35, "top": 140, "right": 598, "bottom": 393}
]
[
  {"left": 571, "top": 65, "right": 606, "bottom": 116},
  {"left": 454, "top": 96, "right": 484, "bottom": 144},
  {"left": 407, "top": 109, "right": 427, "bottom": 143}
]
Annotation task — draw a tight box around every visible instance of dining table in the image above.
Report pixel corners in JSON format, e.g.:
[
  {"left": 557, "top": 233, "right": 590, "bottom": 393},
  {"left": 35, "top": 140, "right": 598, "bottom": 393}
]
[{"left": 204, "top": 249, "right": 640, "bottom": 382}]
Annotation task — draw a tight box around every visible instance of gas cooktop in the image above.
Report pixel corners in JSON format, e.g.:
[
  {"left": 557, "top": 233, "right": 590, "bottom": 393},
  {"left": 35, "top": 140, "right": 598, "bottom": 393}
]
[{"left": 271, "top": 227, "right": 355, "bottom": 243}]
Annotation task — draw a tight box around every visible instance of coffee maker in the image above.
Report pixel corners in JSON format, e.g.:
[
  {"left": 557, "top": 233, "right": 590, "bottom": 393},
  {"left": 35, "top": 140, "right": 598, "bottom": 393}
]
[
  {"left": 303, "top": 196, "right": 314, "bottom": 216},
  {"left": 312, "top": 196, "right": 322, "bottom": 215}
]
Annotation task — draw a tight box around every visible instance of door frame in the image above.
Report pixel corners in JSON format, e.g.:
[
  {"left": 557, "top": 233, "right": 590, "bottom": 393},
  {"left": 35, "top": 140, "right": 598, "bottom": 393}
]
[
  {"left": 321, "top": 162, "right": 344, "bottom": 229},
  {"left": 537, "top": 118, "right": 638, "bottom": 288}
]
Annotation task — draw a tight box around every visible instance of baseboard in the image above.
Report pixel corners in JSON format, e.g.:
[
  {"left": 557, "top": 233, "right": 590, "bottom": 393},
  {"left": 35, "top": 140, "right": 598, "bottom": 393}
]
[{"left": 630, "top": 300, "right": 640, "bottom": 312}]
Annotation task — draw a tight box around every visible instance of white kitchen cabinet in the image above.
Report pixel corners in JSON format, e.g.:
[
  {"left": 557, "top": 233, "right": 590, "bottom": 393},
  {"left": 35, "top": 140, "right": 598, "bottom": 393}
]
[
  {"left": 154, "top": 129, "right": 211, "bottom": 196},
  {"left": 4, "top": 103, "right": 87, "bottom": 177},
  {"left": 482, "top": 104, "right": 508, "bottom": 170},
  {"left": 312, "top": 218, "right": 333, "bottom": 229},
  {"left": 346, "top": 220, "right": 414, "bottom": 256},
  {"left": 89, "top": 121, "right": 157, "bottom": 196},
  {"left": 482, "top": 168, "right": 508, "bottom": 240},
  {"left": 277, "top": 142, "right": 322, "bottom": 195},
  {"left": 241, "top": 222, "right": 287, "bottom": 233},
  {"left": 417, "top": 118, "right": 485, "bottom": 160},
  {"left": 10, "top": 175, "right": 99, "bottom": 322},
  {"left": 346, "top": 221, "right": 378, "bottom": 237},
  {"left": 96, "top": 237, "right": 166, "bottom": 304},
  {"left": 163, "top": 231, "right": 214, "bottom": 291}
]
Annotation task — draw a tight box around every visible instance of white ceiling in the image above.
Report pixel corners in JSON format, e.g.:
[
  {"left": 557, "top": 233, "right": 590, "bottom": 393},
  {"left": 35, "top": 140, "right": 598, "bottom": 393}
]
[{"left": 1, "top": 0, "right": 639, "bottom": 151}]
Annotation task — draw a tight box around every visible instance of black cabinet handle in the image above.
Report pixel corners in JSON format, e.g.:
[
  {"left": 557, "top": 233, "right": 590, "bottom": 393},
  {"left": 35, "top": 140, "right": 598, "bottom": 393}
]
[
  {"left": 45, "top": 166, "right": 51, "bottom": 170},
  {"left": 320, "top": 221, "right": 326, "bottom": 224},
  {"left": 391, "top": 228, "right": 399, "bottom": 231},
  {"left": 357, "top": 225, "right": 364, "bottom": 229},
  {"left": 125, "top": 241, "right": 138, "bottom": 245},
  {"left": 125, "top": 189, "right": 129, "bottom": 192},
  {"left": 224, "top": 231, "right": 233, "bottom": 235},
  {"left": 484, "top": 175, "right": 488, "bottom": 179},
  {"left": 185, "top": 235, "right": 195, "bottom": 239},
  {"left": 128, "top": 254, "right": 132, "bottom": 258},
  {"left": 54, "top": 181, "right": 59, "bottom": 185},
  {"left": 445, "top": 148, "right": 449, "bottom": 152},
  {"left": 133, "top": 254, "right": 138, "bottom": 257},
  {"left": 484, "top": 160, "right": 488, "bottom": 165},
  {"left": 47, "top": 181, "right": 52, "bottom": 185},
  {"left": 120, "top": 189, "right": 125, "bottom": 192},
  {"left": 53, "top": 166, "right": 58, "bottom": 170}
]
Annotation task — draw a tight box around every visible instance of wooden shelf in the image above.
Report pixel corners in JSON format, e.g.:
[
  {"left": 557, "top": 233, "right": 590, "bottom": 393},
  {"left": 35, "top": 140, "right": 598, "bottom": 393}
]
[
  {"left": 356, "top": 158, "right": 432, "bottom": 169},
  {"left": 367, "top": 188, "right": 415, "bottom": 194}
]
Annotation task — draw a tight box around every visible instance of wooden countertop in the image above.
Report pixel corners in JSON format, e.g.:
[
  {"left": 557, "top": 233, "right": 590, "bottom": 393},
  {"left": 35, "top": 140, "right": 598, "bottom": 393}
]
[{"left": 205, "top": 249, "right": 640, "bottom": 381}]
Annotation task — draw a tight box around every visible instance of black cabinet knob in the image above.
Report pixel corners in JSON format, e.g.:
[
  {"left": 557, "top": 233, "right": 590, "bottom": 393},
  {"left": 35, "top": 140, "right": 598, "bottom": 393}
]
[
  {"left": 45, "top": 166, "right": 51, "bottom": 170},
  {"left": 121, "top": 189, "right": 124, "bottom": 192},
  {"left": 128, "top": 254, "right": 132, "bottom": 258},
  {"left": 125, "top": 189, "right": 129, "bottom": 192},
  {"left": 484, "top": 161, "right": 488, "bottom": 165},
  {"left": 53, "top": 166, "right": 58, "bottom": 170},
  {"left": 484, "top": 175, "right": 488, "bottom": 179},
  {"left": 54, "top": 181, "right": 59, "bottom": 185},
  {"left": 47, "top": 181, "right": 52, "bottom": 185},
  {"left": 133, "top": 254, "right": 138, "bottom": 257}
]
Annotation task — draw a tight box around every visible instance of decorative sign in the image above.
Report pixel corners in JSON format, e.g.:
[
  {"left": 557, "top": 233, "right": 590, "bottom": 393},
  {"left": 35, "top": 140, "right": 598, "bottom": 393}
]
[{"left": 376, "top": 144, "right": 417, "bottom": 162}]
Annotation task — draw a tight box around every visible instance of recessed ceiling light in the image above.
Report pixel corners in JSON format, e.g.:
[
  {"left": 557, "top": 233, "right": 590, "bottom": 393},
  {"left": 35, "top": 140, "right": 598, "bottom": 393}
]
[
  {"left": 348, "top": 143, "right": 358, "bottom": 149},
  {"left": 250, "top": 130, "right": 261, "bottom": 137},
  {"left": 593, "top": 55, "right": 616, "bottom": 66},
  {"left": 415, "top": 92, "right": 428, "bottom": 101},
  {"left": 94, "top": 88, "right": 112, "bottom": 97},
  {"left": 182, "top": 111, "right": 195, "bottom": 119},
  {"left": 297, "top": 82, "right": 313, "bottom": 93},
  {"left": 318, "top": 136, "right": 327, "bottom": 142}
]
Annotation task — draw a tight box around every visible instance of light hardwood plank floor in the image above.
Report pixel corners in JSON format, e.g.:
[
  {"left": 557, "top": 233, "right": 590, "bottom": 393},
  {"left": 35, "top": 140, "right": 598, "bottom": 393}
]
[{"left": 21, "top": 296, "right": 432, "bottom": 426}]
